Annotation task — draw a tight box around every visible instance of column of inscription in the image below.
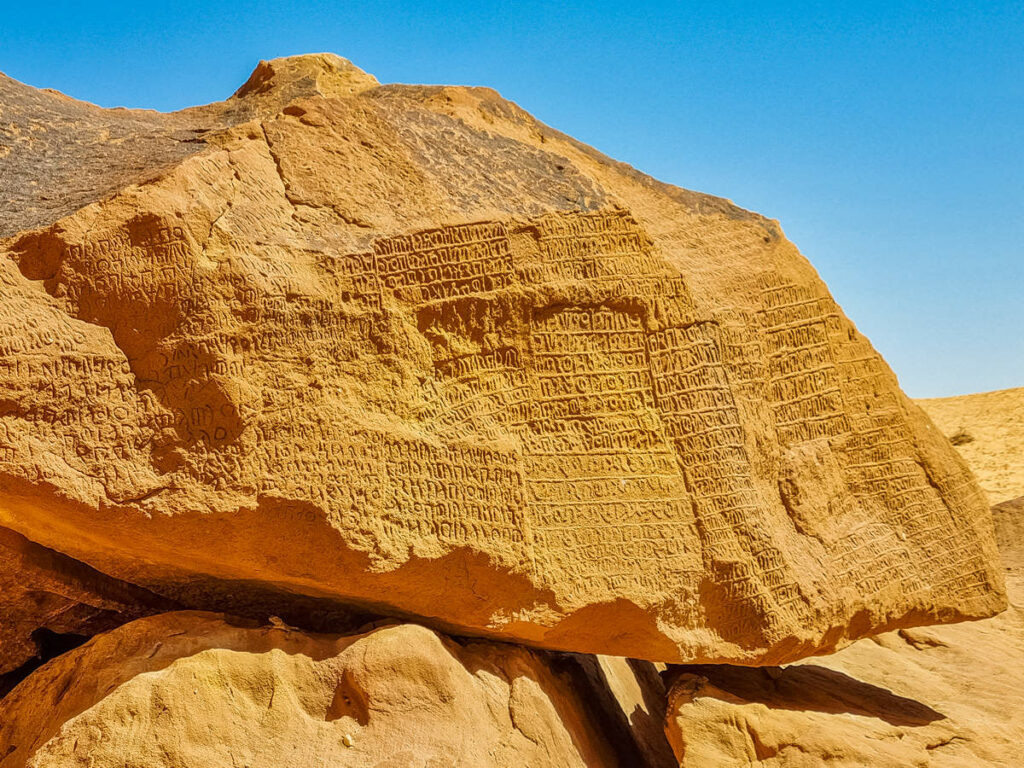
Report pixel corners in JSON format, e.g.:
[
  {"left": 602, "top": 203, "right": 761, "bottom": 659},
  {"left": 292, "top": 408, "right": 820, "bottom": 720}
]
[
  {"left": 374, "top": 222, "right": 514, "bottom": 304},
  {"left": 419, "top": 348, "right": 531, "bottom": 438},
  {"left": 517, "top": 210, "right": 664, "bottom": 285},
  {"left": 60, "top": 225, "right": 195, "bottom": 319},
  {"left": 755, "top": 282, "right": 938, "bottom": 601},
  {"left": 646, "top": 318, "right": 802, "bottom": 630},
  {"left": 525, "top": 307, "right": 699, "bottom": 596},
  {"left": 254, "top": 421, "right": 385, "bottom": 519},
  {"left": 322, "top": 251, "right": 383, "bottom": 311},
  {"left": 756, "top": 282, "right": 850, "bottom": 445},
  {"left": 253, "top": 424, "right": 529, "bottom": 556},
  {"left": 0, "top": 295, "right": 154, "bottom": 492},
  {"left": 834, "top": 334, "right": 986, "bottom": 601},
  {"left": 380, "top": 437, "right": 528, "bottom": 549},
  {"left": 714, "top": 310, "right": 768, "bottom": 407}
]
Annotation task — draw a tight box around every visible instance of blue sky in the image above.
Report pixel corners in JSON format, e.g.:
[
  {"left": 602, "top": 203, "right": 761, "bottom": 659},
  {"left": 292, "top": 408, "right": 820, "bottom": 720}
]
[{"left": 3, "top": 1, "right": 1021, "bottom": 397}]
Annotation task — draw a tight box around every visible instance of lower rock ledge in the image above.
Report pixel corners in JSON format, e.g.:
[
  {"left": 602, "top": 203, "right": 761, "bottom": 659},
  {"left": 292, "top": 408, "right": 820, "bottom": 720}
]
[{"left": 0, "top": 610, "right": 675, "bottom": 767}]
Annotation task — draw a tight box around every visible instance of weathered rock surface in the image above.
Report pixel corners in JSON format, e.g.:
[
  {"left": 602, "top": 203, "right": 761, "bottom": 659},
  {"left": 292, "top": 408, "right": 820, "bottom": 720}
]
[
  {"left": 0, "top": 53, "right": 1005, "bottom": 662},
  {"left": 663, "top": 388, "right": 1024, "bottom": 766},
  {"left": 0, "top": 611, "right": 656, "bottom": 768},
  {"left": 665, "top": 565, "right": 1024, "bottom": 767},
  {"left": 993, "top": 497, "right": 1024, "bottom": 563},
  {"left": 917, "top": 386, "right": 1024, "bottom": 505}
]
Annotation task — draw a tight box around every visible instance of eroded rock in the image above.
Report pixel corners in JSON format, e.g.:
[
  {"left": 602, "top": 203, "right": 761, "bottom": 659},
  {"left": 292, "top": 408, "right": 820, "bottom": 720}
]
[
  {"left": 993, "top": 497, "right": 1024, "bottom": 563},
  {"left": 0, "top": 611, "right": 639, "bottom": 767},
  {"left": 664, "top": 566, "right": 1024, "bottom": 767},
  {"left": 0, "top": 54, "right": 1005, "bottom": 662},
  {"left": 664, "top": 393, "right": 1024, "bottom": 766}
]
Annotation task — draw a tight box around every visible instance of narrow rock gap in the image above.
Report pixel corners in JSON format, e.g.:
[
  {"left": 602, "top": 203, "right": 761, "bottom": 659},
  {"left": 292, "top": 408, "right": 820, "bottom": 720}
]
[{"left": 0, "top": 629, "right": 89, "bottom": 698}]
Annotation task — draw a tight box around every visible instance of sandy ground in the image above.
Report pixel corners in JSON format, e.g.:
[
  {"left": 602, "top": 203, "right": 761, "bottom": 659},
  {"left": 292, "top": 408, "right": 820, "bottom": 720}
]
[{"left": 917, "top": 387, "right": 1024, "bottom": 504}]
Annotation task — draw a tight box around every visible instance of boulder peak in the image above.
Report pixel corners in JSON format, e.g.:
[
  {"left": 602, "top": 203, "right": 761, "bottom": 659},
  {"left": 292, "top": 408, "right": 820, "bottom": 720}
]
[{"left": 232, "top": 53, "right": 379, "bottom": 102}]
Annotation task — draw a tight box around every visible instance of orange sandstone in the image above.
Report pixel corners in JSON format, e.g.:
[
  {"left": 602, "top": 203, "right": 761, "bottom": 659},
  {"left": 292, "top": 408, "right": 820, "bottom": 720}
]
[
  {"left": 0, "top": 612, "right": 631, "bottom": 767},
  {"left": 0, "top": 54, "right": 1005, "bottom": 663}
]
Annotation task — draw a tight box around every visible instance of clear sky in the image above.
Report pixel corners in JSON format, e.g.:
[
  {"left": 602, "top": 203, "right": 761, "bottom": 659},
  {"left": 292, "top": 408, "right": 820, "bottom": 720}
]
[{"left": 2, "top": 1, "right": 1020, "bottom": 397}]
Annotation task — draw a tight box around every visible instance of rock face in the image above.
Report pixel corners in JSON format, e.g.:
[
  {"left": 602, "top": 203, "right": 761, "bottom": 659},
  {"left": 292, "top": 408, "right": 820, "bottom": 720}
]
[
  {"left": 664, "top": 561, "right": 1024, "bottom": 767},
  {"left": 663, "top": 390, "right": 1024, "bottom": 767},
  {"left": 992, "top": 497, "right": 1024, "bottom": 562},
  {"left": 917, "top": 386, "right": 1024, "bottom": 504},
  {"left": 0, "top": 53, "right": 1005, "bottom": 663},
  {"left": 0, "top": 612, "right": 644, "bottom": 768}
]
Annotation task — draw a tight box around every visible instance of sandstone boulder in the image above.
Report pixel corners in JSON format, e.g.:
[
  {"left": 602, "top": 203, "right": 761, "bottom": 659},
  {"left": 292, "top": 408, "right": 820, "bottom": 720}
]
[
  {"left": 992, "top": 497, "right": 1024, "bottom": 563},
  {"left": 664, "top": 565, "right": 1024, "bottom": 767},
  {"left": 0, "top": 612, "right": 646, "bottom": 768},
  {"left": 0, "top": 54, "right": 1005, "bottom": 662}
]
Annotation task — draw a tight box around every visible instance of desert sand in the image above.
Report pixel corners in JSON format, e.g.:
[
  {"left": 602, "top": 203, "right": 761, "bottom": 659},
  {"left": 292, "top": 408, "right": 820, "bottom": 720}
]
[{"left": 918, "top": 387, "right": 1024, "bottom": 504}]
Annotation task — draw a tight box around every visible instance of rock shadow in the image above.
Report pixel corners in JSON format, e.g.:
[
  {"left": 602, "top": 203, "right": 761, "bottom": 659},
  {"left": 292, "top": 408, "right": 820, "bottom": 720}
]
[
  {"left": 669, "top": 663, "right": 944, "bottom": 727},
  {"left": 548, "top": 654, "right": 678, "bottom": 767}
]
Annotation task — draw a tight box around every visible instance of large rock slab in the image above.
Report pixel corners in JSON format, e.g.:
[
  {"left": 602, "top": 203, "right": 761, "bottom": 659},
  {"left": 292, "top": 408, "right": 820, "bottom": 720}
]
[
  {"left": 0, "top": 54, "right": 1005, "bottom": 662},
  {"left": 0, "top": 612, "right": 637, "bottom": 767},
  {"left": 664, "top": 565, "right": 1024, "bottom": 767}
]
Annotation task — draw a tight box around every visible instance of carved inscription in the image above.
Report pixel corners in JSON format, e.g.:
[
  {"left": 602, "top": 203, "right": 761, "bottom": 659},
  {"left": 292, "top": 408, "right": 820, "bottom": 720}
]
[
  {"left": 757, "top": 280, "right": 851, "bottom": 445},
  {"left": 375, "top": 222, "right": 513, "bottom": 303},
  {"left": 5, "top": 197, "right": 998, "bottom": 650},
  {"left": 525, "top": 305, "right": 699, "bottom": 596},
  {"left": 517, "top": 210, "right": 664, "bottom": 284}
]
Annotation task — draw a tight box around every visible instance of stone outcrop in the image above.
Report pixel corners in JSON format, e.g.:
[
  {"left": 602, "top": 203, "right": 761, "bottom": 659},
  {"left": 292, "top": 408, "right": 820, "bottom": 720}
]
[
  {"left": 0, "top": 611, "right": 660, "bottom": 768},
  {"left": 0, "top": 53, "right": 1005, "bottom": 664},
  {"left": 917, "top": 386, "right": 1024, "bottom": 504},
  {"left": 992, "top": 497, "right": 1024, "bottom": 563},
  {"left": 664, "top": 557, "right": 1024, "bottom": 767},
  {"left": 663, "top": 387, "right": 1024, "bottom": 767}
]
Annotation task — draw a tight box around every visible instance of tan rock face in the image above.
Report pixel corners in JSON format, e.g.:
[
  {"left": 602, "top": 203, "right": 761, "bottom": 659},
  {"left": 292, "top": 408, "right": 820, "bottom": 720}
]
[
  {"left": 917, "top": 386, "right": 1024, "bottom": 505},
  {"left": 0, "top": 612, "right": 634, "bottom": 768},
  {"left": 993, "top": 497, "right": 1024, "bottom": 563},
  {"left": 664, "top": 567, "right": 1024, "bottom": 767},
  {"left": 0, "top": 54, "right": 1005, "bottom": 662}
]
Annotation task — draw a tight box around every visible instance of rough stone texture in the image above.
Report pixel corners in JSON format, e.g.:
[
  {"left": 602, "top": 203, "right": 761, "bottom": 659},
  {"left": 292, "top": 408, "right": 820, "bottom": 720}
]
[
  {"left": 992, "top": 497, "right": 1024, "bottom": 563},
  {"left": 0, "top": 612, "right": 643, "bottom": 768},
  {"left": 665, "top": 565, "right": 1024, "bottom": 767},
  {"left": 917, "top": 386, "right": 1024, "bottom": 505},
  {"left": 0, "top": 54, "right": 1005, "bottom": 663},
  {"left": 0, "top": 525, "right": 170, "bottom": 677},
  {"left": 0, "top": 54, "right": 375, "bottom": 239},
  {"left": 0, "top": 75, "right": 207, "bottom": 240},
  {"left": 663, "top": 388, "right": 1024, "bottom": 766}
]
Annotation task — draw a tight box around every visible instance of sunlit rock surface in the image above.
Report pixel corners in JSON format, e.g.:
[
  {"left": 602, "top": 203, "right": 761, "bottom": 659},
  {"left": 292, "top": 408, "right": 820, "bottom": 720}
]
[
  {"left": 0, "top": 611, "right": 653, "bottom": 767},
  {"left": 0, "top": 54, "right": 1004, "bottom": 664}
]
